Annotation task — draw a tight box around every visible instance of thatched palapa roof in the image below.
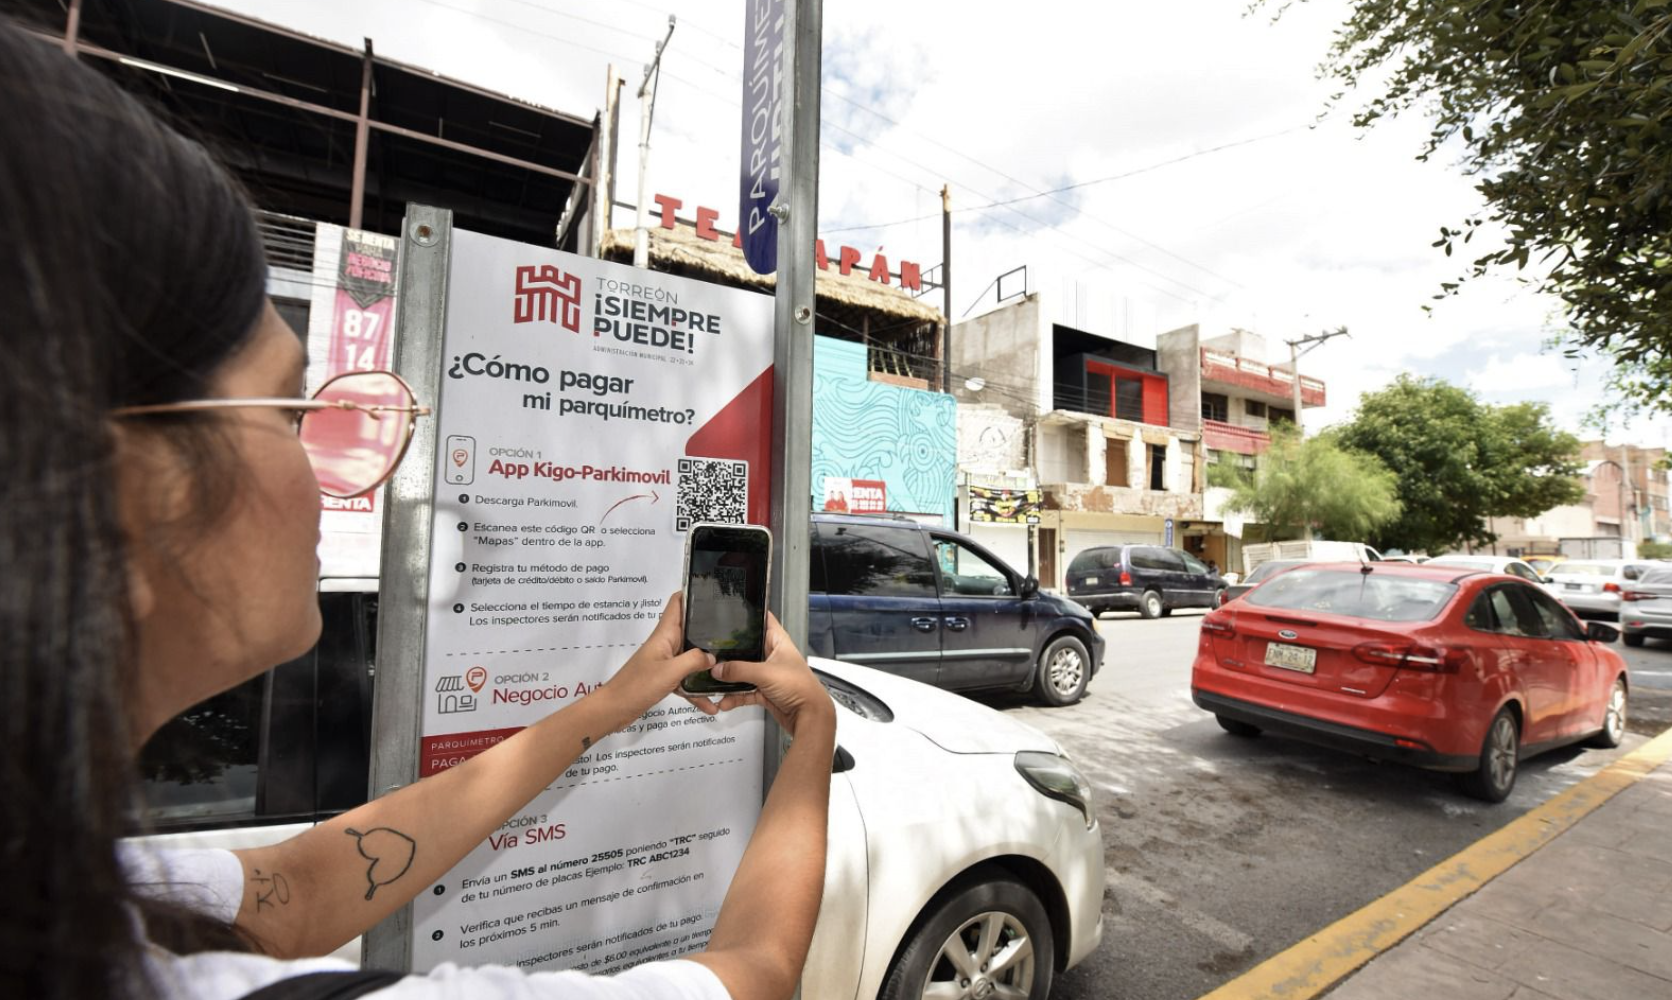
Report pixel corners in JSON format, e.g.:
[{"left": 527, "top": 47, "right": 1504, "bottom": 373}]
[{"left": 600, "top": 224, "right": 945, "bottom": 326}]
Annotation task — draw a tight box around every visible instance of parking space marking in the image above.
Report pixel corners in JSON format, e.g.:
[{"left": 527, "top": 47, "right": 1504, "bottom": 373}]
[
  {"left": 1193, "top": 726, "right": 1672, "bottom": 1000},
  {"left": 1108, "top": 871, "right": 1254, "bottom": 954}
]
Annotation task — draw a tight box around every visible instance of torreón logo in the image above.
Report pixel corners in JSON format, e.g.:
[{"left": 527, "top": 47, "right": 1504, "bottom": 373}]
[{"left": 513, "top": 264, "right": 583, "bottom": 332}]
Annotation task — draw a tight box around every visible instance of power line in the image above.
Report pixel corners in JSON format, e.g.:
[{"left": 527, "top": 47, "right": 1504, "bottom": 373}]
[
  {"left": 825, "top": 121, "right": 1311, "bottom": 239},
  {"left": 408, "top": 0, "right": 645, "bottom": 65},
  {"left": 531, "top": 6, "right": 1252, "bottom": 296},
  {"left": 818, "top": 87, "right": 1257, "bottom": 290},
  {"left": 407, "top": 1, "right": 1233, "bottom": 304}
]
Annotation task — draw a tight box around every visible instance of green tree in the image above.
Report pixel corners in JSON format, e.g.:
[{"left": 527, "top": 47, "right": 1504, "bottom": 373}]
[
  {"left": 1209, "top": 423, "right": 1402, "bottom": 541},
  {"left": 1334, "top": 376, "right": 1585, "bottom": 553},
  {"left": 1279, "top": 0, "right": 1672, "bottom": 412}
]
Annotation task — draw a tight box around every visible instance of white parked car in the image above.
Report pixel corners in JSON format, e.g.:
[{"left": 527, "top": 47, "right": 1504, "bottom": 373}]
[
  {"left": 806, "top": 658, "right": 1104, "bottom": 1000},
  {"left": 1621, "top": 565, "right": 1672, "bottom": 647},
  {"left": 1423, "top": 554, "right": 1547, "bottom": 584},
  {"left": 1545, "top": 559, "right": 1660, "bottom": 620},
  {"left": 129, "top": 593, "right": 1105, "bottom": 1000}
]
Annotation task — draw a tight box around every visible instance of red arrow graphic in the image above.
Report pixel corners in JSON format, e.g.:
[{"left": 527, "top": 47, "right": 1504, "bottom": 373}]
[{"left": 600, "top": 489, "right": 660, "bottom": 525}]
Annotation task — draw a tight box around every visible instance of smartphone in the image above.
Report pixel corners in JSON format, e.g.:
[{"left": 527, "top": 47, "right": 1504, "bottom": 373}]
[{"left": 679, "top": 523, "right": 771, "bottom": 694}]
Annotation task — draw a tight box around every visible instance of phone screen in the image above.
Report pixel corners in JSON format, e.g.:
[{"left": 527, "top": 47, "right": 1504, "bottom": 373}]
[{"left": 684, "top": 526, "right": 769, "bottom": 662}]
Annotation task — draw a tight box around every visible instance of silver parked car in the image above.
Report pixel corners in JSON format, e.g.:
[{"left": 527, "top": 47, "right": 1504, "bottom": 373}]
[
  {"left": 1544, "top": 559, "right": 1658, "bottom": 620},
  {"left": 1622, "top": 566, "right": 1672, "bottom": 647},
  {"left": 1422, "top": 554, "right": 1546, "bottom": 583}
]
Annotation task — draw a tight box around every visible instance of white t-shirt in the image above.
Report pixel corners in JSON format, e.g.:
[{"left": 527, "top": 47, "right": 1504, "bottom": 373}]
[{"left": 123, "top": 845, "right": 731, "bottom": 1000}]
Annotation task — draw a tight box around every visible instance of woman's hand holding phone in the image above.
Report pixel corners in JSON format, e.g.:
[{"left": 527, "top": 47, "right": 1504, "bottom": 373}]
[
  {"left": 682, "top": 612, "right": 834, "bottom": 739},
  {"left": 598, "top": 592, "right": 717, "bottom": 732},
  {"left": 604, "top": 593, "right": 832, "bottom": 740}
]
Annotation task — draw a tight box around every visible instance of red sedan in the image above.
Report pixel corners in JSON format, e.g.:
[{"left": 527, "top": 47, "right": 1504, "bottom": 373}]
[{"left": 1192, "top": 563, "right": 1631, "bottom": 801}]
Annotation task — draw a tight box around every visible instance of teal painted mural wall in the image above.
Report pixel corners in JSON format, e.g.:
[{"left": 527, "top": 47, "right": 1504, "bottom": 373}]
[{"left": 812, "top": 336, "right": 957, "bottom": 522}]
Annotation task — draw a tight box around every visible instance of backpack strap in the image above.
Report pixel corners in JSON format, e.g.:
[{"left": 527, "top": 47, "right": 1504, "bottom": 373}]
[{"left": 236, "top": 970, "right": 406, "bottom": 1000}]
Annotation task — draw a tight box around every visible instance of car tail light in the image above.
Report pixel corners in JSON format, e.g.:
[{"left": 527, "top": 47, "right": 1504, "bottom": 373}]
[
  {"left": 1120, "top": 570, "right": 1132, "bottom": 586},
  {"left": 1352, "top": 641, "right": 1465, "bottom": 674},
  {"left": 1352, "top": 641, "right": 1407, "bottom": 666},
  {"left": 1202, "top": 616, "right": 1235, "bottom": 636},
  {"left": 1621, "top": 590, "right": 1645, "bottom": 602},
  {"left": 1603, "top": 582, "right": 1621, "bottom": 594},
  {"left": 1402, "top": 644, "right": 1469, "bottom": 674}
]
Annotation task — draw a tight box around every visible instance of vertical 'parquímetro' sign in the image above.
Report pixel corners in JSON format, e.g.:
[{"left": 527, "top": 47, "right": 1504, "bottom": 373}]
[{"left": 739, "top": 0, "right": 785, "bottom": 275}]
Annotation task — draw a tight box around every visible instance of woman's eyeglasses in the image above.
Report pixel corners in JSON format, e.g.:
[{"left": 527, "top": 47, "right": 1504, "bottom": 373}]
[{"left": 113, "top": 370, "right": 432, "bottom": 499}]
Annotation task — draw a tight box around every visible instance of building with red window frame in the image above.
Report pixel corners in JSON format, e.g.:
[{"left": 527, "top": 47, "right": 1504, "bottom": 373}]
[
  {"left": 950, "top": 293, "right": 1208, "bottom": 593},
  {"left": 1156, "top": 325, "right": 1329, "bottom": 573}
]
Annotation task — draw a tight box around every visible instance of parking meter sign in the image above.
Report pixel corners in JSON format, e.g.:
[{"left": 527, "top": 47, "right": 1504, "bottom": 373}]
[
  {"left": 739, "top": 0, "right": 785, "bottom": 274},
  {"left": 382, "top": 221, "right": 774, "bottom": 975}
]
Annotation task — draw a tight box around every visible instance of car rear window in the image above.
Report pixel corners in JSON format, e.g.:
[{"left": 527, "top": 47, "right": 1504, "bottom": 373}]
[
  {"left": 1242, "top": 569, "right": 1458, "bottom": 622},
  {"left": 1244, "top": 560, "right": 1300, "bottom": 584},
  {"left": 1641, "top": 567, "right": 1672, "bottom": 585},
  {"left": 1553, "top": 562, "right": 1611, "bottom": 577},
  {"left": 1068, "top": 549, "right": 1116, "bottom": 573}
]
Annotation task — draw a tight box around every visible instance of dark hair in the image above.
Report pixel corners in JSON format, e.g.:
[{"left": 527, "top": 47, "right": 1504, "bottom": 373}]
[{"left": 0, "top": 22, "right": 268, "bottom": 1000}]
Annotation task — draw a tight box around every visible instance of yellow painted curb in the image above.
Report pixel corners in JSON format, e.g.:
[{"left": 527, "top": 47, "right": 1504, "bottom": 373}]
[{"left": 1195, "top": 725, "right": 1672, "bottom": 1000}]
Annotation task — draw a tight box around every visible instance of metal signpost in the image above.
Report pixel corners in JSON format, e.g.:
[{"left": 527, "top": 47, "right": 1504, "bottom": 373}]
[{"left": 765, "top": 0, "right": 819, "bottom": 651}]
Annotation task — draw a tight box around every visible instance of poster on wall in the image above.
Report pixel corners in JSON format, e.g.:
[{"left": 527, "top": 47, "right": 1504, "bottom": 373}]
[
  {"left": 308, "top": 225, "right": 400, "bottom": 577},
  {"left": 822, "top": 477, "right": 886, "bottom": 513},
  {"left": 967, "top": 486, "right": 1042, "bottom": 524},
  {"left": 407, "top": 229, "right": 774, "bottom": 974}
]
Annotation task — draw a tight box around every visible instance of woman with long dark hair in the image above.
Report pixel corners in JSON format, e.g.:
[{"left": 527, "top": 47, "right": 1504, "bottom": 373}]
[{"left": 0, "top": 22, "right": 833, "bottom": 1000}]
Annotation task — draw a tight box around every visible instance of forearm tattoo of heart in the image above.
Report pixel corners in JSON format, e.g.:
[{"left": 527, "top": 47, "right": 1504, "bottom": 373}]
[{"left": 345, "top": 826, "right": 417, "bottom": 901}]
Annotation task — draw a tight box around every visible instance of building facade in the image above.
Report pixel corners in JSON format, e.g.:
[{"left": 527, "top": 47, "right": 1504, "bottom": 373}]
[
  {"left": 951, "top": 293, "right": 1206, "bottom": 592},
  {"left": 1488, "top": 443, "right": 1670, "bottom": 557},
  {"left": 602, "top": 217, "right": 957, "bottom": 525},
  {"left": 1155, "top": 325, "right": 1326, "bottom": 573}
]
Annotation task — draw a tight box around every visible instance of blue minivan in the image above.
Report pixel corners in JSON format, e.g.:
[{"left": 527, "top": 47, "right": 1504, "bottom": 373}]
[{"left": 807, "top": 513, "right": 1104, "bottom": 706}]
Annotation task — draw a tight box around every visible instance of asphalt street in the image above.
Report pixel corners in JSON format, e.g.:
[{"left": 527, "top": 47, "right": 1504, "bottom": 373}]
[{"left": 969, "top": 612, "right": 1672, "bottom": 1000}]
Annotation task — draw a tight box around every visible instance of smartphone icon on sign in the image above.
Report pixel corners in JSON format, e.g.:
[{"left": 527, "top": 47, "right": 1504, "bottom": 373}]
[
  {"left": 445, "top": 435, "right": 475, "bottom": 485},
  {"left": 679, "top": 523, "right": 771, "bottom": 694}
]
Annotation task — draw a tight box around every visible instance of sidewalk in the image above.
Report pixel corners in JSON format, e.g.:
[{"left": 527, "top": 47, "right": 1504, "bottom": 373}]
[
  {"left": 1325, "top": 753, "right": 1672, "bottom": 1000},
  {"left": 1198, "top": 727, "right": 1672, "bottom": 1000}
]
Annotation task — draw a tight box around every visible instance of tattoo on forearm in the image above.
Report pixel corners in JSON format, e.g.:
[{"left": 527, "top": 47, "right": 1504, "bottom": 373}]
[
  {"left": 345, "top": 826, "right": 417, "bottom": 902},
  {"left": 251, "top": 868, "right": 292, "bottom": 912},
  {"left": 582, "top": 736, "right": 593, "bottom": 751}
]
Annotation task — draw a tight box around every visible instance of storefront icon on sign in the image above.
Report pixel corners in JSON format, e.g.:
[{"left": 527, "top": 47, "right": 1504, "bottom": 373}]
[{"left": 435, "top": 674, "right": 478, "bottom": 714}]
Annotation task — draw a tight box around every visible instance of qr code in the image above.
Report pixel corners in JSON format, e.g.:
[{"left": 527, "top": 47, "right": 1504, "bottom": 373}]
[{"left": 676, "top": 457, "right": 748, "bottom": 532}]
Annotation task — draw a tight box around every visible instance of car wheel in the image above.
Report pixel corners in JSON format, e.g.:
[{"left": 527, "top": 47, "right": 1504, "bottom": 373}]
[
  {"left": 1622, "top": 632, "right": 1645, "bottom": 648},
  {"left": 1457, "top": 708, "right": 1519, "bottom": 803},
  {"left": 880, "top": 876, "right": 1054, "bottom": 1000},
  {"left": 1216, "top": 715, "right": 1261, "bottom": 738},
  {"left": 1214, "top": 588, "right": 1228, "bottom": 607},
  {"left": 1034, "top": 635, "right": 1090, "bottom": 706},
  {"left": 1587, "top": 677, "right": 1628, "bottom": 749},
  {"left": 1138, "top": 590, "right": 1163, "bottom": 619}
]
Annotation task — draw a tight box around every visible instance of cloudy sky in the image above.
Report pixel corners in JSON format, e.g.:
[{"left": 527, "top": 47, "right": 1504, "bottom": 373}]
[{"left": 212, "top": 0, "right": 1669, "bottom": 448}]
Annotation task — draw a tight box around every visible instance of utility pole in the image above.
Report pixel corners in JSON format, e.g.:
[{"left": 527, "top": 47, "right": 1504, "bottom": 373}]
[
  {"left": 1621, "top": 442, "right": 1634, "bottom": 556},
  {"left": 1284, "top": 326, "right": 1350, "bottom": 436},
  {"left": 632, "top": 16, "right": 676, "bottom": 269},
  {"left": 1284, "top": 326, "right": 1348, "bottom": 541},
  {"left": 941, "top": 184, "right": 952, "bottom": 392}
]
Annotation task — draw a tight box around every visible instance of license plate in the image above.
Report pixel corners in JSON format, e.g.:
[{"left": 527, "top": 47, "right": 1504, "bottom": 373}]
[
  {"left": 1566, "top": 583, "right": 1583, "bottom": 591},
  {"left": 1264, "top": 642, "right": 1317, "bottom": 673},
  {"left": 1085, "top": 576, "right": 1099, "bottom": 586}
]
